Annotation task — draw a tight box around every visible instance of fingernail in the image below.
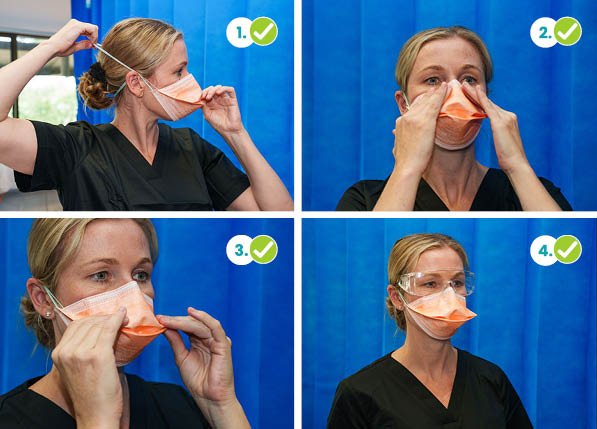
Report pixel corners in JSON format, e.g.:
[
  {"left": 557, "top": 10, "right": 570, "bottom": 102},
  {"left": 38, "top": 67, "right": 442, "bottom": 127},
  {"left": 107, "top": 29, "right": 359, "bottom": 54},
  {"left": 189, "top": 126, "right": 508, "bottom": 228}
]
[{"left": 119, "top": 306, "right": 126, "bottom": 313}]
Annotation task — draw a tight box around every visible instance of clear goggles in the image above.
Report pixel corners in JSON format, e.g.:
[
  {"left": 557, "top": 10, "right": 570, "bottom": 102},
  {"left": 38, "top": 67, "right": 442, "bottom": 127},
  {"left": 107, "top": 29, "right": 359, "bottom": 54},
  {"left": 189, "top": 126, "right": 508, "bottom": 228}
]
[{"left": 396, "top": 269, "right": 475, "bottom": 297}]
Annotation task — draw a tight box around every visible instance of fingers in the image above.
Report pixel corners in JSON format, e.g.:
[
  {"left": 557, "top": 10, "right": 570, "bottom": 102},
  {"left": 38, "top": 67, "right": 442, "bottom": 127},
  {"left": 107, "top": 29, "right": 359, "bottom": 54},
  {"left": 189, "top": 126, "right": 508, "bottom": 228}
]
[
  {"left": 157, "top": 308, "right": 228, "bottom": 344},
  {"left": 426, "top": 82, "right": 448, "bottom": 113},
  {"left": 200, "top": 85, "right": 235, "bottom": 102},
  {"left": 163, "top": 329, "right": 188, "bottom": 366},
  {"left": 97, "top": 307, "right": 128, "bottom": 346}
]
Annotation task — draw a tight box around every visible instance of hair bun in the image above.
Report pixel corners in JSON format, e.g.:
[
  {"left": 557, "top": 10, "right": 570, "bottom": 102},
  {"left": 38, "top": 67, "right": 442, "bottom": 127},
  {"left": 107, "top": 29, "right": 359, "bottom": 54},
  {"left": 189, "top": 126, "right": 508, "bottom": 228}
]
[{"left": 78, "top": 68, "right": 113, "bottom": 110}]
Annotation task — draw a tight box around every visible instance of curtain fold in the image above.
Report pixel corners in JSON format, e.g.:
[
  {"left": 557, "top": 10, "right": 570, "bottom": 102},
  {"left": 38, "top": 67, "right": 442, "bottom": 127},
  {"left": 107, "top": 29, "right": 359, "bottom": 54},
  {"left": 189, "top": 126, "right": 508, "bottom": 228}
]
[
  {"left": 303, "top": 0, "right": 597, "bottom": 210},
  {"left": 0, "top": 218, "right": 293, "bottom": 429},
  {"left": 71, "top": 0, "right": 293, "bottom": 196},
  {"left": 303, "top": 218, "right": 596, "bottom": 429}
]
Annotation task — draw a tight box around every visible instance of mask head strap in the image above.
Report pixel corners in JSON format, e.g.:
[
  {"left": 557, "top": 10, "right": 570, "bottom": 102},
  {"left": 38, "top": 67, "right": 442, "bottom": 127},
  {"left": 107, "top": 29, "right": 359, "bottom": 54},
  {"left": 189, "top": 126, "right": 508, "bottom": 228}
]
[{"left": 93, "top": 43, "right": 156, "bottom": 96}]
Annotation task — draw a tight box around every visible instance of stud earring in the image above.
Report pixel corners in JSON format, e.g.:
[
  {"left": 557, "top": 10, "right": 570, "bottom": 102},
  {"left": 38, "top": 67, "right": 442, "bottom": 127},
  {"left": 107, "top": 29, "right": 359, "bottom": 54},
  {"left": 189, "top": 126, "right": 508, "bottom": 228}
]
[{"left": 45, "top": 312, "right": 52, "bottom": 317}]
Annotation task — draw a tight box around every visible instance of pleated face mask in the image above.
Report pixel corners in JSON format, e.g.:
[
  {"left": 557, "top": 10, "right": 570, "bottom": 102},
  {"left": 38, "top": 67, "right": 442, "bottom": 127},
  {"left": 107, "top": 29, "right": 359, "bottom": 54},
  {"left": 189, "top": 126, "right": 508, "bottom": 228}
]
[
  {"left": 405, "top": 79, "right": 487, "bottom": 150},
  {"left": 44, "top": 281, "right": 166, "bottom": 366},
  {"left": 94, "top": 43, "right": 204, "bottom": 121},
  {"left": 400, "top": 287, "right": 477, "bottom": 340}
]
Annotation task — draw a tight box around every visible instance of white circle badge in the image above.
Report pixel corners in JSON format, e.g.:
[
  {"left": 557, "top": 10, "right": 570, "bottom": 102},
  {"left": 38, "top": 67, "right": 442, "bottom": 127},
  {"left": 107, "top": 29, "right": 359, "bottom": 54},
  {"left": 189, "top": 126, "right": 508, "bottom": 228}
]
[
  {"left": 226, "top": 17, "right": 253, "bottom": 48},
  {"left": 530, "top": 235, "right": 557, "bottom": 266},
  {"left": 530, "top": 17, "right": 557, "bottom": 48},
  {"left": 226, "top": 234, "right": 254, "bottom": 265}
]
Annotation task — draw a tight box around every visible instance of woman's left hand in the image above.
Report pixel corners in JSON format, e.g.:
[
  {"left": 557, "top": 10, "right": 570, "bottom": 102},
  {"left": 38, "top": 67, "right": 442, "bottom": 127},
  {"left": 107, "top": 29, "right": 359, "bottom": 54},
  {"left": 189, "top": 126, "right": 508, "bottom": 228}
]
[
  {"left": 200, "top": 85, "right": 245, "bottom": 137},
  {"left": 157, "top": 307, "right": 250, "bottom": 428},
  {"left": 462, "top": 82, "right": 530, "bottom": 174}
]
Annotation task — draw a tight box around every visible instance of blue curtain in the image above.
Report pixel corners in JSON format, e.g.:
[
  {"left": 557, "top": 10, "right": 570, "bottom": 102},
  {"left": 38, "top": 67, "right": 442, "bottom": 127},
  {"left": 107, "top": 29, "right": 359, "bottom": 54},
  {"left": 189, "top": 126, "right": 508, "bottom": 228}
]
[
  {"left": 303, "top": 218, "right": 596, "bottom": 429},
  {"left": 0, "top": 218, "right": 293, "bottom": 429},
  {"left": 303, "top": 0, "right": 597, "bottom": 210},
  {"left": 71, "top": 0, "right": 293, "bottom": 196}
]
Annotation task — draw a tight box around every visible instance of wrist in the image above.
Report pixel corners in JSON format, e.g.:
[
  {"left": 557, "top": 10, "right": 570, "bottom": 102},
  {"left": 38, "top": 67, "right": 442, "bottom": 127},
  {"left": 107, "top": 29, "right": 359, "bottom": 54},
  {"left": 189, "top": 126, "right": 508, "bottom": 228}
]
[
  {"left": 502, "top": 157, "right": 532, "bottom": 177},
  {"left": 221, "top": 127, "right": 249, "bottom": 144},
  {"left": 391, "top": 164, "right": 424, "bottom": 182},
  {"left": 37, "top": 39, "right": 61, "bottom": 59}
]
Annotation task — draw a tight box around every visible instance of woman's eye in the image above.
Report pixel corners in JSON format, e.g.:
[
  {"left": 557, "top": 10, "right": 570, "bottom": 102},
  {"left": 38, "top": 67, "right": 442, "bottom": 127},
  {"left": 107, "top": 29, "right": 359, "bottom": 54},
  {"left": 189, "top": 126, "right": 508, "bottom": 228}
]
[
  {"left": 422, "top": 281, "right": 437, "bottom": 288},
  {"left": 462, "top": 76, "right": 477, "bottom": 84},
  {"left": 176, "top": 68, "right": 183, "bottom": 77},
  {"left": 133, "top": 271, "right": 150, "bottom": 282},
  {"left": 91, "top": 271, "right": 109, "bottom": 282},
  {"left": 424, "top": 77, "right": 440, "bottom": 85}
]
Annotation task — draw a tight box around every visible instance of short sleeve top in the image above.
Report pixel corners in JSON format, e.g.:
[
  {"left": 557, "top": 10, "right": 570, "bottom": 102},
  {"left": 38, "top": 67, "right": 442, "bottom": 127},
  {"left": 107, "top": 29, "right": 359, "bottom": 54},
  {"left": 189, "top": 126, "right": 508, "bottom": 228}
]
[
  {"left": 327, "top": 349, "right": 533, "bottom": 429},
  {"left": 15, "top": 120, "right": 250, "bottom": 211},
  {"left": 0, "top": 373, "right": 210, "bottom": 428}
]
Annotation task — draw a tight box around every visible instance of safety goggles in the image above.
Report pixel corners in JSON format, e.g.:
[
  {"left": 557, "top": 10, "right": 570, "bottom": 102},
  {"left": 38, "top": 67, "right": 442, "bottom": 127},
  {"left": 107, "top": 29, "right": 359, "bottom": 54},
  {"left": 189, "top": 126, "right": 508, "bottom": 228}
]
[{"left": 396, "top": 269, "right": 475, "bottom": 297}]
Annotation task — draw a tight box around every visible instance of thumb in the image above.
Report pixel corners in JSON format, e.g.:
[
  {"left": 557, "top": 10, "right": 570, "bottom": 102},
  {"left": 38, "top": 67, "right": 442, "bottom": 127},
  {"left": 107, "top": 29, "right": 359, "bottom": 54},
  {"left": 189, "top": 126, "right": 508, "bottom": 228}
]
[{"left": 163, "top": 328, "right": 188, "bottom": 366}]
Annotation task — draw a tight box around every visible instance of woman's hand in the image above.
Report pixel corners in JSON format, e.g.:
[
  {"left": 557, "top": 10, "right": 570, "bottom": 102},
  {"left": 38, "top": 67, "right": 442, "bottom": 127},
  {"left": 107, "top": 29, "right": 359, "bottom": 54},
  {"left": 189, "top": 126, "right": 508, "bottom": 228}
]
[
  {"left": 462, "top": 82, "right": 529, "bottom": 174},
  {"left": 157, "top": 307, "right": 250, "bottom": 428},
  {"left": 51, "top": 308, "right": 128, "bottom": 429},
  {"left": 392, "top": 82, "right": 448, "bottom": 177},
  {"left": 44, "top": 19, "right": 98, "bottom": 58},
  {"left": 200, "top": 86, "right": 245, "bottom": 138}
]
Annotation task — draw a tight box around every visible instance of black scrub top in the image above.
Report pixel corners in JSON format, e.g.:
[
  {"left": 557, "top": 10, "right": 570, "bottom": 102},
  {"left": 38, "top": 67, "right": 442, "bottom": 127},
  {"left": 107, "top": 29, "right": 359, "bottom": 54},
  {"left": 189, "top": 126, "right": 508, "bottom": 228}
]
[
  {"left": 0, "top": 374, "right": 210, "bottom": 428},
  {"left": 336, "top": 168, "right": 572, "bottom": 211},
  {"left": 14, "top": 120, "right": 250, "bottom": 210},
  {"left": 327, "top": 349, "right": 533, "bottom": 429}
]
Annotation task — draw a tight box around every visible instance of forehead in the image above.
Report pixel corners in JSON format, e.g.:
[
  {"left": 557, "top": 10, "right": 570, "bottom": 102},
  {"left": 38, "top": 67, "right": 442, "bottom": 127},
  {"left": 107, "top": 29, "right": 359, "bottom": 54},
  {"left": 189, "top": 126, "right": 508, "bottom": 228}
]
[
  {"left": 411, "top": 37, "right": 483, "bottom": 73},
  {"left": 414, "top": 247, "right": 464, "bottom": 272},
  {"left": 74, "top": 219, "right": 150, "bottom": 260},
  {"left": 163, "top": 38, "right": 188, "bottom": 64}
]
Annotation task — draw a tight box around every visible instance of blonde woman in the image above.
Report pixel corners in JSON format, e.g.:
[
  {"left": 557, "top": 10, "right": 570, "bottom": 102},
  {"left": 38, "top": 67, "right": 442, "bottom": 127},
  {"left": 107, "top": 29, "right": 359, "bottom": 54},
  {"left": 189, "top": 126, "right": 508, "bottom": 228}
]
[
  {"left": 0, "top": 19, "right": 293, "bottom": 211},
  {"left": 0, "top": 218, "right": 250, "bottom": 428},
  {"left": 337, "top": 26, "right": 570, "bottom": 211},
  {"left": 328, "top": 233, "right": 532, "bottom": 428}
]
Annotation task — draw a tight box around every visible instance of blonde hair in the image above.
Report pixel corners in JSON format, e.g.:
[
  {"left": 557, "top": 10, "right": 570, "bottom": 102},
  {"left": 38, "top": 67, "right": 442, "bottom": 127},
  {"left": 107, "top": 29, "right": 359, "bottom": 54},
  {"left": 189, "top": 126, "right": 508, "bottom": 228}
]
[
  {"left": 395, "top": 26, "right": 493, "bottom": 97},
  {"left": 21, "top": 218, "right": 159, "bottom": 349},
  {"left": 386, "top": 233, "right": 469, "bottom": 331},
  {"left": 78, "top": 18, "right": 183, "bottom": 110}
]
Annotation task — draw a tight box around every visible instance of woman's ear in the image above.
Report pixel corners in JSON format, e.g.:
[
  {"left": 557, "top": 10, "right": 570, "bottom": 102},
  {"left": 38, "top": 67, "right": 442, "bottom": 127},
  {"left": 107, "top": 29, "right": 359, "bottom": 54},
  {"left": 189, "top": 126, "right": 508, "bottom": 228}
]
[
  {"left": 125, "top": 70, "right": 145, "bottom": 98},
  {"left": 387, "top": 284, "right": 404, "bottom": 311},
  {"left": 27, "top": 278, "right": 55, "bottom": 320},
  {"left": 395, "top": 90, "right": 408, "bottom": 115}
]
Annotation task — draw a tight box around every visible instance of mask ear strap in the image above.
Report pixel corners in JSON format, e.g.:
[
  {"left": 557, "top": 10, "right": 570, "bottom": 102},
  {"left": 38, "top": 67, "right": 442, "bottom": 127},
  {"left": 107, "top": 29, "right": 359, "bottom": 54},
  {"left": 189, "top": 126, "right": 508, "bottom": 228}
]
[
  {"left": 93, "top": 43, "right": 157, "bottom": 92},
  {"left": 42, "top": 285, "right": 63, "bottom": 309},
  {"left": 402, "top": 92, "right": 411, "bottom": 110}
]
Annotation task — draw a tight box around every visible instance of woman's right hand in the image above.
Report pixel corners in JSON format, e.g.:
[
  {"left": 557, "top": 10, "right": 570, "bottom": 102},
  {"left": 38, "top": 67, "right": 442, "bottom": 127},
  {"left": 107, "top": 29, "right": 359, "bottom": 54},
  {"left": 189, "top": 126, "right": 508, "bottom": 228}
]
[
  {"left": 45, "top": 19, "right": 98, "bottom": 58},
  {"left": 51, "top": 308, "right": 127, "bottom": 429},
  {"left": 392, "top": 82, "right": 448, "bottom": 177}
]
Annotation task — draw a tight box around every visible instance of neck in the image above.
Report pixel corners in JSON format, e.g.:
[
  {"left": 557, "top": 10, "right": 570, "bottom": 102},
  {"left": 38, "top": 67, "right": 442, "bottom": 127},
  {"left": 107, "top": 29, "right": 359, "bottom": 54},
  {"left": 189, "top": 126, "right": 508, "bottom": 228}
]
[
  {"left": 393, "top": 327, "right": 457, "bottom": 380},
  {"left": 112, "top": 104, "right": 160, "bottom": 165},
  {"left": 422, "top": 144, "right": 488, "bottom": 210}
]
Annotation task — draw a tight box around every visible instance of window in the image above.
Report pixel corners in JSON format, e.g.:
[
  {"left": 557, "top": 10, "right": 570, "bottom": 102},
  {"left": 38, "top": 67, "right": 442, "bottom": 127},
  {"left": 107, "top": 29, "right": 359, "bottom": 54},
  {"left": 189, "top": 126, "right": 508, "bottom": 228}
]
[{"left": 0, "top": 32, "right": 77, "bottom": 124}]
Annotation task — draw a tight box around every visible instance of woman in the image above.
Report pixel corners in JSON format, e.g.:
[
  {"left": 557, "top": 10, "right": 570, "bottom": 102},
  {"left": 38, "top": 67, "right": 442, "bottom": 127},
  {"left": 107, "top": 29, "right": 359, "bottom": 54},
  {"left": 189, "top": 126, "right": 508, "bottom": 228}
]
[
  {"left": 337, "top": 26, "right": 571, "bottom": 211},
  {"left": 327, "top": 233, "right": 532, "bottom": 428},
  {"left": 0, "top": 18, "right": 293, "bottom": 211},
  {"left": 0, "top": 218, "right": 250, "bottom": 428}
]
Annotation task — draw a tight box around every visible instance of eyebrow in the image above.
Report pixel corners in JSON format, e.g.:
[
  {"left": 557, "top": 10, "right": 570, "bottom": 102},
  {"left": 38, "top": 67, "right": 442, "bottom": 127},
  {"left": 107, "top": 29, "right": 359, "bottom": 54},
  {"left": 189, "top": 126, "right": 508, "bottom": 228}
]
[
  {"left": 173, "top": 61, "right": 188, "bottom": 70},
  {"left": 418, "top": 64, "right": 482, "bottom": 74},
  {"left": 83, "top": 257, "right": 153, "bottom": 267}
]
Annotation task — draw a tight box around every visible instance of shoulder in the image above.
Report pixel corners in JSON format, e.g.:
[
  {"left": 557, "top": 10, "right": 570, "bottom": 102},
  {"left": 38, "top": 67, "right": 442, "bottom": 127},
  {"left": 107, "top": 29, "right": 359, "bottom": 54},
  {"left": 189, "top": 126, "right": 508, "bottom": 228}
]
[
  {"left": 459, "top": 349, "right": 508, "bottom": 382},
  {"left": 337, "top": 179, "right": 387, "bottom": 211},
  {"left": 338, "top": 354, "right": 395, "bottom": 394},
  {"left": 486, "top": 168, "right": 572, "bottom": 210},
  {"left": 0, "top": 378, "right": 42, "bottom": 425}
]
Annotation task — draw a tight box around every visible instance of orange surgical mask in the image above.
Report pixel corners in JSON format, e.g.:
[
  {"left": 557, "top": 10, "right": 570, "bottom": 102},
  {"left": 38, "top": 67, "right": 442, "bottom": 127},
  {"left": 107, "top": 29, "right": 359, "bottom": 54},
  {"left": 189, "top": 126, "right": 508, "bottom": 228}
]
[
  {"left": 405, "top": 79, "right": 487, "bottom": 150},
  {"left": 44, "top": 281, "right": 166, "bottom": 366},
  {"left": 94, "top": 43, "right": 204, "bottom": 121},
  {"left": 400, "top": 287, "right": 477, "bottom": 340}
]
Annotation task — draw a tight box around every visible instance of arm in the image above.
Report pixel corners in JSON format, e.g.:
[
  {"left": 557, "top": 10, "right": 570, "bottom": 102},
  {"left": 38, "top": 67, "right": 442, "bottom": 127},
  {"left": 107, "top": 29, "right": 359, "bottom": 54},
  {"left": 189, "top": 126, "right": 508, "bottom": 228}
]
[
  {"left": 199, "top": 85, "right": 293, "bottom": 211},
  {"left": 463, "top": 83, "right": 562, "bottom": 211},
  {"left": 0, "top": 19, "right": 98, "bottom": 175},
  {"left": 157, "top": 308, "right": 251, "bottom": 429},
  {"left": 373, "top": 82, "right": 448, "bottom": 211}
]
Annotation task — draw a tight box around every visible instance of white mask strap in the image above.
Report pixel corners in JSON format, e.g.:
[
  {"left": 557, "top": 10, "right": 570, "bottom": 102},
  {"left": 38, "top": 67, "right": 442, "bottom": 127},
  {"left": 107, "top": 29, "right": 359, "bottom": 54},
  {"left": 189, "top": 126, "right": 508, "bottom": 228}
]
[{"left": 42, "top": 285, "right": 63, "bottom": 309}]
